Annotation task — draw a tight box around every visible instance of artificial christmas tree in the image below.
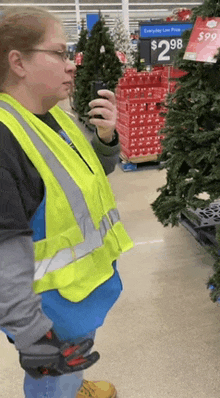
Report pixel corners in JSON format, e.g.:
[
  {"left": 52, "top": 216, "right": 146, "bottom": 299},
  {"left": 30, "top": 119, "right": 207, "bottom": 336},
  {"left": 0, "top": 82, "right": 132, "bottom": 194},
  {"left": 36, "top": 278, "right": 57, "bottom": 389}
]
[
  {"left": 151, "top": 0, "right": 220, "bottom": 302},
  {"left": 132, "top": 46, "right": 146, "bottom": 72},
  {"left": 74, "top": 16, "right": 123, "bottom": 119},
  {"left": 111, "top": 16, "right": 134, "bottom": 68},
  {"left": 75, "top": 22, "right": 88, "bottom": 53},
  {"left": 70, "top": 24, "right": 88, "bottom": 110}
]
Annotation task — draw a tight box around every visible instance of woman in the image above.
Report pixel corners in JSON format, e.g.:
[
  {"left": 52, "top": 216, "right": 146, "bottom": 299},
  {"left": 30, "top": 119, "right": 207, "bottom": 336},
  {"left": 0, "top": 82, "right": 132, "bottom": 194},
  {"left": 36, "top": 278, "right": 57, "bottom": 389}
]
[{"left": 0, "top": 6, "right": 133, "bottom": 398}]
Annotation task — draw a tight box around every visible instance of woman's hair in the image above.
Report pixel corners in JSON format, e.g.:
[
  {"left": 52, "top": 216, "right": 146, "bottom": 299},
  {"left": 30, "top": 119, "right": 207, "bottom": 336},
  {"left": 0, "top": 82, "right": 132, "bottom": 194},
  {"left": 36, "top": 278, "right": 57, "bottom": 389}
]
[{"left": 0, "top": 6, "right": 62, "bottom": 89}]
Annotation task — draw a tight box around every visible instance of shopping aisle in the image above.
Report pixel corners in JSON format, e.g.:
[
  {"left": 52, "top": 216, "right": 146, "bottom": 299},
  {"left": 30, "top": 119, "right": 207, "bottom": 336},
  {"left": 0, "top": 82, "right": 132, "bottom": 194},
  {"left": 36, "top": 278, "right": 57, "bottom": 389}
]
[{"left": 1, "top": 99, "right": 220, "bottom": 398}]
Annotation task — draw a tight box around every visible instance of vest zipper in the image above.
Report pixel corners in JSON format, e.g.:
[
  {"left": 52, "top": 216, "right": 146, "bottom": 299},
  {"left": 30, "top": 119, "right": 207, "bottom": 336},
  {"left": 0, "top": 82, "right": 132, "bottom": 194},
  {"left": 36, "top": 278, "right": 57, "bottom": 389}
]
[
  {"left": 72, "top": 147, "right": 94, "bottom": 174},
  {"left": 58, "top": 129, "right": 94, "bottom": 174}
]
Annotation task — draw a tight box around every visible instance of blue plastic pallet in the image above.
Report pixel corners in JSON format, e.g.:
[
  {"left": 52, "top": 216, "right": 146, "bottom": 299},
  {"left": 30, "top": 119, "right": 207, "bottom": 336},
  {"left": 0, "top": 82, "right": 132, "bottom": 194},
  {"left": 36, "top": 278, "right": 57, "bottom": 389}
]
[
  {"left": 120, "top": 162, "right": 138, "bottom": 172},
  {"left": 119, "top": 159, "right": 160, "bottom": 172}
]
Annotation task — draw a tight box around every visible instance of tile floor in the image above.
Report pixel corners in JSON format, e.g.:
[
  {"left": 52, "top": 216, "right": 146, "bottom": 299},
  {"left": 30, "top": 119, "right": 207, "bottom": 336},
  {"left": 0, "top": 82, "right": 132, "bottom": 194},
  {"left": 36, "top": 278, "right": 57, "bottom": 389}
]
[{"left": 1, "top": 98, "right": 220, "bottom": 398}]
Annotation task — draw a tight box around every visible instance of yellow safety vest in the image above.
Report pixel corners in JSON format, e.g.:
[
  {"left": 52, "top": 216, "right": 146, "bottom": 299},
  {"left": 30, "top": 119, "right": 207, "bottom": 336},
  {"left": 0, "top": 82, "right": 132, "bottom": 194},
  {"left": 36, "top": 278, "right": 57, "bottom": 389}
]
[{"left": 0, "top": 94, "right": 133, "bottom": 302}]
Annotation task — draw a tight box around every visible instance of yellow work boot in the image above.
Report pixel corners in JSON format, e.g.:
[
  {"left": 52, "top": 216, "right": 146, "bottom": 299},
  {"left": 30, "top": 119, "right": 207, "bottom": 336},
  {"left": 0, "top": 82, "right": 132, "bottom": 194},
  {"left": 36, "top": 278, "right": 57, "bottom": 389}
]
[{"left": 76, "top": 380, "right": 117, "bottom": 398}]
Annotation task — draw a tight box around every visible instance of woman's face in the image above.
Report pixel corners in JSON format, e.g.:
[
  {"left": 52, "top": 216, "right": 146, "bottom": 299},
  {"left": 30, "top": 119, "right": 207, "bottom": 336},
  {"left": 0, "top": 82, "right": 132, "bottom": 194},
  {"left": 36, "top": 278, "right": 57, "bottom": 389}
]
[{"left": 23, "top": 20, "right": 76, "bottom": 105}]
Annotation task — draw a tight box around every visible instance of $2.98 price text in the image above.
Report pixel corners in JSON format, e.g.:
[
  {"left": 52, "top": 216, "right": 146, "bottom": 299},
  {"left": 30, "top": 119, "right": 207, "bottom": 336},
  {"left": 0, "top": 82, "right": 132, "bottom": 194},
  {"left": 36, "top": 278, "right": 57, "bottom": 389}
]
[{"left": 151, "top": 38, "right": 183, "bottom": 63}]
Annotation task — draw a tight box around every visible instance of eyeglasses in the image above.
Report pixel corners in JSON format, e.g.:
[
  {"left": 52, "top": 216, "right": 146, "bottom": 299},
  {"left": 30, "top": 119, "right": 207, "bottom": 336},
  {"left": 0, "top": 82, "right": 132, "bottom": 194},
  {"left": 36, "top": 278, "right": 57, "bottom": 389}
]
[{"left": 23, "top": 49, "right": 70, "bottom": 62}]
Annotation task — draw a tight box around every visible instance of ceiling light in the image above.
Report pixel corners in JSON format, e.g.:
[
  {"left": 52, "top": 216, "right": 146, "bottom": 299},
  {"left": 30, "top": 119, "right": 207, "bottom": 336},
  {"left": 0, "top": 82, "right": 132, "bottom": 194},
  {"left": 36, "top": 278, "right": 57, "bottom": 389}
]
[
  {"left": 0, "top": 1, "right": 202, "bottom": 6},
  {"left": 48, "top": 9, "right": 169, "bottom": 13}
]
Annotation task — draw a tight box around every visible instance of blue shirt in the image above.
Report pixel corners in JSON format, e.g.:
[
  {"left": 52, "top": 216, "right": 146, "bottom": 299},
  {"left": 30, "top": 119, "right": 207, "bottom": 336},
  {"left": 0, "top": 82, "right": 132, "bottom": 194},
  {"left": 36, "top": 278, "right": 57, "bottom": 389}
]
[{"left": 29, "top": 136, "right": 122, "bottom": 341}]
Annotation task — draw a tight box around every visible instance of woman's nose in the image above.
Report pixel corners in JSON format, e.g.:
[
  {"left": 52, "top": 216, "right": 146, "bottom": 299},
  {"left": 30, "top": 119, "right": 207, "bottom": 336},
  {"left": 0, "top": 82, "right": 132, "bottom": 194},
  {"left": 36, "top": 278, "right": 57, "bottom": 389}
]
[{"left": 66, "top": 59, "right": 76, "bottom": 73}]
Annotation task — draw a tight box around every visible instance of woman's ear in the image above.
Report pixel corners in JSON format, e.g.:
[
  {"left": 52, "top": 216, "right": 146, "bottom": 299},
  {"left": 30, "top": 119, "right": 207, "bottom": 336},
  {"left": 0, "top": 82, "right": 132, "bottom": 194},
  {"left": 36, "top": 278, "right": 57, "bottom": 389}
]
[{"left": 8, "top": 50, "right": 27, "bottom": 78}]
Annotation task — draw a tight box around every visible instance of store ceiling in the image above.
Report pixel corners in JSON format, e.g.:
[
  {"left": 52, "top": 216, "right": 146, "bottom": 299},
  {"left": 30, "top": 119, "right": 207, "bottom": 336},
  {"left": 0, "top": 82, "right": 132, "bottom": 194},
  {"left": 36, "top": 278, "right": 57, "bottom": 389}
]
[{"left": 0, "top": 0, "right": 203, "bottom": 42}]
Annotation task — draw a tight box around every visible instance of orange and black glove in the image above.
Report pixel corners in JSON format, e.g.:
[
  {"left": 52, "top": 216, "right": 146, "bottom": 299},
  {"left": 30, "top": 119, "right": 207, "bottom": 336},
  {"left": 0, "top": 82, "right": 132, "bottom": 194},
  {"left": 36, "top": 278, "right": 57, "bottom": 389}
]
[{"left": 19, "top": 329, "right": 100, "bottom": 379}]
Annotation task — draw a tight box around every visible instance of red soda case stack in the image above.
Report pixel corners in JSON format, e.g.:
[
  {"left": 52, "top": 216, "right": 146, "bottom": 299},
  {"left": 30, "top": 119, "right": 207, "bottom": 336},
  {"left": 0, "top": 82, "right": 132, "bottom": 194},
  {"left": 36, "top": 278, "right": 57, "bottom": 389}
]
[{"left": 116, "top": 66, "right": 186, "bottom": 159}]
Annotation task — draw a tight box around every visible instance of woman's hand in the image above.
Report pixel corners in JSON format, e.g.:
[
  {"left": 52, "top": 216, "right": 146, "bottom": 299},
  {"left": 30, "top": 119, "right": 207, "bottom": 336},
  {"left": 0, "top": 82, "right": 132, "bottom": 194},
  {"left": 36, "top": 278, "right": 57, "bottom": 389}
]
[{"left": 88, "top": 90, "right": 117, "bottom": 143}]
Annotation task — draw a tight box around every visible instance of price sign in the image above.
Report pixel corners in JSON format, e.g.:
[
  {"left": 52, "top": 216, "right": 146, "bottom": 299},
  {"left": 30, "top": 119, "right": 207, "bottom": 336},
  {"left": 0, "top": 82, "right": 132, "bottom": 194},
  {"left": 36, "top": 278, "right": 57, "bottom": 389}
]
[
  {"left": 184, "top": 17, "right": 220, "bottom": 63},
  {"left": 139, "top": 21, "right": 192, "bottom": 65},
  {"left": 151, "top": 38, "right": 183, "bottom": 64},
  {"left": 140, "top": 22, "right": 193, "bottom": 38}
]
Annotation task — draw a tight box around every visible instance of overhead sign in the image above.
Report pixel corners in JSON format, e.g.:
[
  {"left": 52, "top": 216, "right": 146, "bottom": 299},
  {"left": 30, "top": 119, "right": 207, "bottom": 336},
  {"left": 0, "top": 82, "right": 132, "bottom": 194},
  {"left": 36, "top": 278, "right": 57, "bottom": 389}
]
[
  {"left": 139, "top": 22, "right": 193, "bottom": 65},
  {"left": 86, "top": 13, "right": 99, "bottom": 32},
  {"left": 183, "top": 17, "right": 220, "bottom": 63},
  {"left": 140, "top": 22, "right": 193, "bottom": 38}
]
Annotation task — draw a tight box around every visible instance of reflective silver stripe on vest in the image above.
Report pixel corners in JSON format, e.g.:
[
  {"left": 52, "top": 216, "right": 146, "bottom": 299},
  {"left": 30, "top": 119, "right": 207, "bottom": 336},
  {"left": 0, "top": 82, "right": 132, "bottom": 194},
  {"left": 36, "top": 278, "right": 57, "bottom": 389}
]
[
  {"left": 0, "top": 102, "right": 120, "bottom": 280},
  {"left": 108, "top": 209, "right": 120, "bottom": 225},
  {"left": 34, "top": 212, "right": 117, "bottom": 281},
  {"left": 35, "top": 248, "right": 73, "bottom": 280}
]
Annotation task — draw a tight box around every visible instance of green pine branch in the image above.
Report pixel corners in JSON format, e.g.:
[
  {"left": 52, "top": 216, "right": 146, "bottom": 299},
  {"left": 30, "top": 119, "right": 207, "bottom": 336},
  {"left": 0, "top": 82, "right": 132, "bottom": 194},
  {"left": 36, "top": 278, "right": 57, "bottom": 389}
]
[
  {"left": 75, "top": 26, "right": 88, "bottom": 53},
  {"left": 151, "top": 0, "right": 220, "bottom": 302}
]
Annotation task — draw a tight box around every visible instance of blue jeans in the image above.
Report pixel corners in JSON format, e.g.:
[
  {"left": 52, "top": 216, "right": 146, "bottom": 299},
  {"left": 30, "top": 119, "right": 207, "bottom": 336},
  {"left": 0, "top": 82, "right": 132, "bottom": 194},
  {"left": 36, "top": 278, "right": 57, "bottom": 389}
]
[{"left": 24, "top": 330, "right": 96, "bottom": 398}]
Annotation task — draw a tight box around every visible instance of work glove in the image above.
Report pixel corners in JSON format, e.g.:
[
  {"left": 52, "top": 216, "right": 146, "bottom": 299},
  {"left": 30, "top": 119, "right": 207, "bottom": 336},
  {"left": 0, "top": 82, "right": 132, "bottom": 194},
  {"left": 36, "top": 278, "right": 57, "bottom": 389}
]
[{"left": 19, "top": 329, "right": 100, "bottom": 379}]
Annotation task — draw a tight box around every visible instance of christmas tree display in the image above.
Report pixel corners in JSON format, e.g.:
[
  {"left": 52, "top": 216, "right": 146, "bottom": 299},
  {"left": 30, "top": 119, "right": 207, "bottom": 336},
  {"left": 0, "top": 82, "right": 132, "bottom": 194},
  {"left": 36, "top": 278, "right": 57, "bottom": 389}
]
[
  {"left": 132, "top": 46, "right": 146, "bottom": 72},
  {"left": 74, "top": 16, "right": 123, "bottom": 118},
  {"left": 151, "top": 0, "right": 220, "bottom": 302},
  {"left": 111, "top": 16, "right": 134, "bottom": 68},
  {"left": 75, "top": 22, "right": 88, "bottom": 53},
  {"left": 71, "top": 24, "right": 88, "bottom": 110}
]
